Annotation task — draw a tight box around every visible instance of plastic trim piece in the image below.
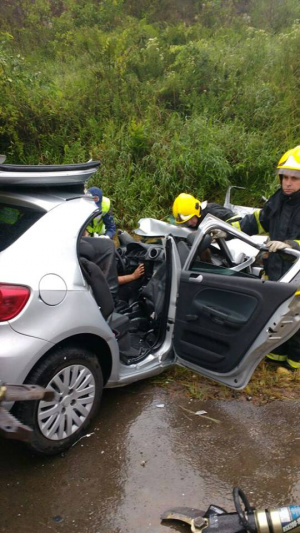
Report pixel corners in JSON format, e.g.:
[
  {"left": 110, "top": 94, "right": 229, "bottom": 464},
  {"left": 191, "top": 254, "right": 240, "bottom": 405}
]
[{"left": 0, "top": 161, "right": 101, "bottom": 187}]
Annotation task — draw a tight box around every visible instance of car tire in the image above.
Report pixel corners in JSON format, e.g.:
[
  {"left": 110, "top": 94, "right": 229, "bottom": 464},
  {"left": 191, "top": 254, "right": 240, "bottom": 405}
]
[{"left": 14, "top": 345, "right": 103, "bottom": 456}]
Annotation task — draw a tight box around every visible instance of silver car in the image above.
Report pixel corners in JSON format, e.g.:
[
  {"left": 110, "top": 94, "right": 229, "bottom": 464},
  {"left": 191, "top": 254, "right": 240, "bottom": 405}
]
[{"left": 1, "top": 162, "right": 300, "bottom": 455}]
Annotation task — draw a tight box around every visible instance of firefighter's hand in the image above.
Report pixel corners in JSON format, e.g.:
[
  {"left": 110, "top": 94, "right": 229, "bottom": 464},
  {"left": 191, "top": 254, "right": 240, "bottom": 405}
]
[
  {"left": 210, "top": 229, "right": 227, "bottom": 241},
  {"left": 266, "top": 240, "right": 292, "bottom": 253}
]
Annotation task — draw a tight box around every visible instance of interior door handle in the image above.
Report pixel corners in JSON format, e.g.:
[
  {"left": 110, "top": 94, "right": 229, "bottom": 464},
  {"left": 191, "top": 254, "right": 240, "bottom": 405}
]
[{"left": 197, "top": 304, "right": 247, "bottom": 327}]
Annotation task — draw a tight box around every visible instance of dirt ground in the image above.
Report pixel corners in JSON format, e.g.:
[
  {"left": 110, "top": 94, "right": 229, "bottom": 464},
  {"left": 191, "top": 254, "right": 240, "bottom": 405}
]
[
  {"left": 1, "top": 361, "right": 300, "bottom": 533},
  {"left": 1, "top": 377, "right": 300, "bottom": 533},
  {"left": 155, "top": 361, "right": 300, "bottom": 404}
]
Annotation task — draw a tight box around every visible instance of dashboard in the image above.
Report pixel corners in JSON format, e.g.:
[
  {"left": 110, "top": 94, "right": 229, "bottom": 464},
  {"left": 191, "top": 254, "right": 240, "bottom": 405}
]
[
  {"left": 116, "top": 241, "right": 165, "bottom": 278},
  {"left": 125, "top": 242, "right": 165, "bottom": 262}
]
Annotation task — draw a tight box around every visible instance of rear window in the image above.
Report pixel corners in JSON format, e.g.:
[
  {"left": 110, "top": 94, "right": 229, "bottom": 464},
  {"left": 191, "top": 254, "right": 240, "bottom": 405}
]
[{"left": 0, "top": 203, "right": 44, "bottom": 252}]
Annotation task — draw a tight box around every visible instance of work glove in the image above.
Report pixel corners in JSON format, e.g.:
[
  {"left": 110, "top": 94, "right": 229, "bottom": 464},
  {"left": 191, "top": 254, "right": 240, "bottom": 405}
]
[
  {"left": 266, "top": 240, "right": 292, "bottom": 253},
  {"left": 210, "top": 229, "right": 228, "bottom": 241}
]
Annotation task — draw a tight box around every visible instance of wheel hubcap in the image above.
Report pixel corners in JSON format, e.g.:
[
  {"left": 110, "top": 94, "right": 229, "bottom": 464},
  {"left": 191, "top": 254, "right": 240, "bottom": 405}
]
[{"left": 37, "top": 364, "right": 96, "bottom": 441}]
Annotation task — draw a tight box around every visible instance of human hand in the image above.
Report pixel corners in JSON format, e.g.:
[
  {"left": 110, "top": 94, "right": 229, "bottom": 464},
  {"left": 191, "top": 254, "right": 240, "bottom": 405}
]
[
  {"left": 132, "top": 264, "right": 145, "bottom": 280},
  {"left": 210, "top": 229, "right": 227, "bottom": 241},
  {"left": 266, "top": 241, "right": 292, "bottom": 253}
]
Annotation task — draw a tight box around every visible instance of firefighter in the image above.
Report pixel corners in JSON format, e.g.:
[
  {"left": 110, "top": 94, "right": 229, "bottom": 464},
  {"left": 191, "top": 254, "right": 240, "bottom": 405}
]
[
  {"left": 172, "top": 192, "right": 238, "bottom": 228},
  {"left": 230, "top": 145, "right": 300, "bottom": 370},
  {"left": 86, "top": 186, "right": 116, "bottom": 239}
]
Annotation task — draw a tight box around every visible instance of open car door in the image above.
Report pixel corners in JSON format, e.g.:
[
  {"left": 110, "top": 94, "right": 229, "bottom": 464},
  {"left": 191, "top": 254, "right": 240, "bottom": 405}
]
[{"left": 173, "top": 215, "right": 300, "bottom": 389}]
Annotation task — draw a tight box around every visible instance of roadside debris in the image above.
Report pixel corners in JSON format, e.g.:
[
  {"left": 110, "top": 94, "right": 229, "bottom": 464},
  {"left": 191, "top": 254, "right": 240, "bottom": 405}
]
[
  {"left": 179, "top": 405, "right": 220, "bottom": 424},
  {"left": 71, "top": 432, "right": 95, "bottom": 447}
]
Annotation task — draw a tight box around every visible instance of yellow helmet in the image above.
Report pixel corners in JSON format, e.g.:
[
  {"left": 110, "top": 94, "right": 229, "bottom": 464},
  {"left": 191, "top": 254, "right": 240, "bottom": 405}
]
[
  {"left": 277, "top": 145, "right": 300, "bottom": 178},
  {"left": 172, "top": 193, "right": 201, "bottom": 224}
]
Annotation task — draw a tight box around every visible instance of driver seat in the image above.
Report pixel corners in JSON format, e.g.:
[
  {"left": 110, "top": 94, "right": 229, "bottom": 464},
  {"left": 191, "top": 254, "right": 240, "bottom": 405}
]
[{"left": 120, "top": 262, "right": 167, "bottom": 339}]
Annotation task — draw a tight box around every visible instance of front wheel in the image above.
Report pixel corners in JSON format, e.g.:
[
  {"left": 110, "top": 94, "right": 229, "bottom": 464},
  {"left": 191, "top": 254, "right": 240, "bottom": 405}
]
[{"left": 14, "top": 346, "right": 103, "bottom": 455}]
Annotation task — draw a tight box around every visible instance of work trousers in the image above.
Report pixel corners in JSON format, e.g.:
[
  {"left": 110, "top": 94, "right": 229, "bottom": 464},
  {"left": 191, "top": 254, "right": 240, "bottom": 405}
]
[{"left": 268, "top": 329, "right": 300, "bottom": 369}]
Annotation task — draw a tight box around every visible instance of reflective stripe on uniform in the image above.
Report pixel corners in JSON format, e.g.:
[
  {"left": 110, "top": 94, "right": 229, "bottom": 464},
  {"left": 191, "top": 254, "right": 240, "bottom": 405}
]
[
  {"left": 87, "top": 216, "right": 105, "bottom": 235},
  {"left": 286, "top": 358, "right": 300, "bottom": 369},
  {"left": 226, "top": 215, "right": 241, "bottom": 223},
  {"left": 253, "top": 209, "right": 266, "bottom": 235},
  {"left": 266, "top": 352, "right": 287, "bottom": 362},
  {"left": 102, "top": 196, "right": 110, "bottom": 214},
  {"left": 230, "top": 220, "right": 241, "bottom": 230}
]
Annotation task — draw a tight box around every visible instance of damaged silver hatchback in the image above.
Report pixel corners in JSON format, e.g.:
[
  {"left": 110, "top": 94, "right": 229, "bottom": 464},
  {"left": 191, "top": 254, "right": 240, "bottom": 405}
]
[{"left": 1, "top": 162, "right": 300, "bottom": 455}]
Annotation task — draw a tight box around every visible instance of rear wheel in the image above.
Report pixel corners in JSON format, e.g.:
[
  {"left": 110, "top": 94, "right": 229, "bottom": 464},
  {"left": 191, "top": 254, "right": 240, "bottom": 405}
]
[{"left": 15, "top": 346, "right": 103, "bottom": 455}]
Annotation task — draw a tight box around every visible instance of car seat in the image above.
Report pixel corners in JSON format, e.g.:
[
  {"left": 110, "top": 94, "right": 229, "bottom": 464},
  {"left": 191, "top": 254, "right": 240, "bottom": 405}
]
[
  {"left": 80, "top": 256, "right": 141, "bottom": 360},
  {"left": 117, "top": 261, "right": 168, "bottom": 344}
]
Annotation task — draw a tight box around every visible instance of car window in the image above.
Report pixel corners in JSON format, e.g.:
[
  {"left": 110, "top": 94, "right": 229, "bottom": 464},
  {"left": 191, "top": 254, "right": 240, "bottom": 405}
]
[
  {"left": 188, "top": 238, "right": 258, "bottom": 279},
  {"left": 190, "top": 260, "right": 256, "bottom": 278},
  {"left": 0, "top": 202, "right": 44, "bottom": 252}
]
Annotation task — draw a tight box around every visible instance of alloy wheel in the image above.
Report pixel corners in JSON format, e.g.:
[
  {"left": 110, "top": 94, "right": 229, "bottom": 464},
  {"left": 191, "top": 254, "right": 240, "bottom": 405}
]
[{"left": 37, "top": 364, "right": 96, "bottom": 440}]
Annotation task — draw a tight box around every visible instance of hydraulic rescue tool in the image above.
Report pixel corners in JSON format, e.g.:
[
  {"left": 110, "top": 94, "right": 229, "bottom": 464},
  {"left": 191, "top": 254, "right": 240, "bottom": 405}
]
[
  {"left": 161, "top": 487, "right": 300, "bottom": 533},
  {"left": 0, "top": 381, "right": 54, "bottom": 442}
]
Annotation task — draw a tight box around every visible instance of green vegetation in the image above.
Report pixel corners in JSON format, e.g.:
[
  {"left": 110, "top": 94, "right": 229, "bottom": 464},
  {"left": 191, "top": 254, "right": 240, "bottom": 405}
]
[
  {"left": 1, "top": 0, "right": 300, "bottom": 226},
  {"left": 152, "top": 362, "right": 300, "bottom": 404}
]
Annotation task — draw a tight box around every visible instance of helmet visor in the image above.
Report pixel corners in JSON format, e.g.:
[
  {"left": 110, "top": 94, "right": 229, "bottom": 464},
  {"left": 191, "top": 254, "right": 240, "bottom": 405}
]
[
  {"left": 277, "top": 168, "right": 300, "bottom": 179},
  {"left": 175, "top": 213, "right": 195, "bottom": 224}
]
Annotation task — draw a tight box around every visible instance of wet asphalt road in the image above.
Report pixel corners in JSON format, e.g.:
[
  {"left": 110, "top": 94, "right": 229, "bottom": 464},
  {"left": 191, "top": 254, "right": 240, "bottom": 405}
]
[{"left": 1, "top": 380, "right": 300, "bottom": 533}]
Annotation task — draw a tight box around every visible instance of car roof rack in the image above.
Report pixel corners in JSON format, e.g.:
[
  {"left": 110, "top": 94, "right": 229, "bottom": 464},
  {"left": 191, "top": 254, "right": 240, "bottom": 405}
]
[{"left": 0, "top": 161, "right": 101, "bottom": 187}]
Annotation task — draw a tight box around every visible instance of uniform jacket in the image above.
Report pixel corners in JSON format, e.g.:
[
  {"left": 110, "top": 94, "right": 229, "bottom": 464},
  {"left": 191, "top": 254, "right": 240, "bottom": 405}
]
[
  {"left": 87, "top": 196, "right": 116, "bottom": 238},
  {"left": 196, "top": 202, "right": 236, "bottom": 227},
  {"left": 236, "top": 188, "right": 300, "bottom": 281}
]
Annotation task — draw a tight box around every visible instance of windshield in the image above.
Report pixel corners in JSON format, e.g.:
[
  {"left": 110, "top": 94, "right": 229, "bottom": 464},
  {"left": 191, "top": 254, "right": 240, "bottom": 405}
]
[{"left": 0, "top": 202, "right": 44, "bottom": 252}]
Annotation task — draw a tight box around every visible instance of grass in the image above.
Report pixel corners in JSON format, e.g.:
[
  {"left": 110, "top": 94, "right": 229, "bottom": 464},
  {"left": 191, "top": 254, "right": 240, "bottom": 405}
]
[{"left": 150, "top": 361, "right": 300, "bottom": 405}]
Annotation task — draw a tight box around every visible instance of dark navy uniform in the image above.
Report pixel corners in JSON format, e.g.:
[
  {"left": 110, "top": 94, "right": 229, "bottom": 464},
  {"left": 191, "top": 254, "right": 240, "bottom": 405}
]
[{"left": 231, "top": 188, "right": 300, "bottom": 369}]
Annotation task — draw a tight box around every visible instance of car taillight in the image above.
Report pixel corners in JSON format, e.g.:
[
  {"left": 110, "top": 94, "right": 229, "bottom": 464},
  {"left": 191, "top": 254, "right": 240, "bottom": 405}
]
[{"left": 0, "top": 284, "right": 30, "bottom": 321}]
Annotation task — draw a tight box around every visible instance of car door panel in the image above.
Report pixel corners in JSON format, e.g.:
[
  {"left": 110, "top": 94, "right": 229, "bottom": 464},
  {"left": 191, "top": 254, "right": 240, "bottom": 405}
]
[{"left": 174, "top": 271, "right": 297, "bottom": 374}]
